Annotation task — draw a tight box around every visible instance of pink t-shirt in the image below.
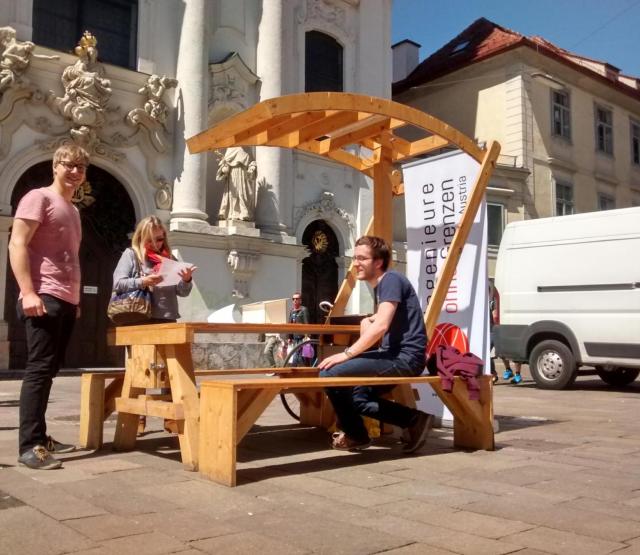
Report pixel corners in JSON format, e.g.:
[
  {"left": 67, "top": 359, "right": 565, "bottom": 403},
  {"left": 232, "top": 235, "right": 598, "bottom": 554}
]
[{"left": 14, "top": 187, "right": 82, "bottom": 305}]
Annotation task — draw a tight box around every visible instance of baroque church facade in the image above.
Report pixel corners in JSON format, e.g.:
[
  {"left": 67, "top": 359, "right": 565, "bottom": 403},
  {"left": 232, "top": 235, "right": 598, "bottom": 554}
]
[{"left": 0, "top": 0, "right": 392, "bottom": 370}]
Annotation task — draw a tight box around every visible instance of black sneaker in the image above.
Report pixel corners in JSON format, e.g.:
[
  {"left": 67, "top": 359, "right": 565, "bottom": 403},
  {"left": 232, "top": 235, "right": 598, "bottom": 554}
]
[
  {"left": 18, "top": 445, "right": 62, "bottom": 470},
  {"left": 403, "top": 412, "right": 433, "bottom": 454},
  {"left": 45, "top": 435, "right": 75, "bottom": 454}
]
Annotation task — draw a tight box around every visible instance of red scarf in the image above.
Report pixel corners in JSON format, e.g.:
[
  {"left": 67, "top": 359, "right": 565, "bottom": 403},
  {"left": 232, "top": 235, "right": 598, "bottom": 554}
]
[{"left": 145, "top": 244, "right": 170, "bottom": 273}]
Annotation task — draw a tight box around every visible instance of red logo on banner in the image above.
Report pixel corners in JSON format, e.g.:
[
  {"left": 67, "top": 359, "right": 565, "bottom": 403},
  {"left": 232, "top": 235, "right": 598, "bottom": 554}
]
[{"left": 427, "top": 323, "right": 470, "bottom": 356}]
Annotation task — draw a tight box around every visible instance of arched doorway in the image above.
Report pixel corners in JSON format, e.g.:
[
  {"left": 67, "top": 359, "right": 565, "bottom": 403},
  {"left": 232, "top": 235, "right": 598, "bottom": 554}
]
[
  {"left": 5, "top": 161, "right": 136, "bottom": 368},
  {"left": 301, "top": 220, "right": 339, "bottom": 323}
]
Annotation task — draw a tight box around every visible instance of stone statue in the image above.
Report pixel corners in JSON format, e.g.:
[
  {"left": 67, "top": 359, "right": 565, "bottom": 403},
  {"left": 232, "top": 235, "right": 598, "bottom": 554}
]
[
  {"left": 138, "top": 74, "right": 177, "bottom": 126},
  {"left": 216, "top": 147, "right": 257, "bottom": 222},
  {"left": 0, "top": 26, "right": 58, "bottom": 93},
  {"left": 49, "top": 31, "right": 112, "bottom": 147}
]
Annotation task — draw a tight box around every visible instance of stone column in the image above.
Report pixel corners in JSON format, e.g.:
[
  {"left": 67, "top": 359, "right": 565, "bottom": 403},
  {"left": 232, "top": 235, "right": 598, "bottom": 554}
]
[
  {"left": 171, "top": 0, "right": 209, "bottom": 226},
  {"left": 0, "top": 217, "right": 12, "bottom": 370},
  {"left": 255, "top": 0, "right": 292, "bottom": 235}
]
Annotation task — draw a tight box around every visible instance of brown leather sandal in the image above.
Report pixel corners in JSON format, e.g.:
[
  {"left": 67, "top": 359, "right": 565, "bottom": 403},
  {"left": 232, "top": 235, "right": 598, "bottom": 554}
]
[{"left": 330, "top": 431, "right": 371, "bottom": 451}]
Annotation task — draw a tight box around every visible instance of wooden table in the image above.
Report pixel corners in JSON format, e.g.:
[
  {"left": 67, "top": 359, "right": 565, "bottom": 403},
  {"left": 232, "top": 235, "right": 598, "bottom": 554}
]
[{"left": 106, "top": 322, "right": 360, "bottom": 471}]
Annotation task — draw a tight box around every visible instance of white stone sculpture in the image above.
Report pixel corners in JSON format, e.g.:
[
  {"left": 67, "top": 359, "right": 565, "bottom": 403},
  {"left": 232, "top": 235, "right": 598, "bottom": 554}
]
[
  {"left": 138, "top": 74, "right": 177, "bottom": 125},
  {"left": 216, "top": 147, "right": 257, "bottom": 222},
  {"left": 0, "top": 26, "right": 58, "bottom": 93},
  {"left": 49, "top": 31, "right": 112, "bottom": 147}
]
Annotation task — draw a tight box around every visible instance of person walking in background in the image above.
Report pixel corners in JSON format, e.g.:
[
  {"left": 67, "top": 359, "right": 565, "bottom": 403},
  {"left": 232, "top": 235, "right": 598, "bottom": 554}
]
[
  {"left": 287, "top": 292, "right": 309, "bottom": 366},
  {"left": 490, "top": 281, "right": 523, "bottom": 384},
  {"left": 9, "top": 144, "right": 89, "bottom": 469},
  {"left": 112, "top": 215, "right": 196, "bottom": 432},
  {"left": 318, "top": 236, "right": 433, "bottom": 453}
]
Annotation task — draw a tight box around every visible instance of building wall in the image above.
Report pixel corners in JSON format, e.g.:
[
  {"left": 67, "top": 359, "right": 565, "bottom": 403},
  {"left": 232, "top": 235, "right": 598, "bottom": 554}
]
[{"left": 0, "top": 0, "right": 392, "bottom": 368}]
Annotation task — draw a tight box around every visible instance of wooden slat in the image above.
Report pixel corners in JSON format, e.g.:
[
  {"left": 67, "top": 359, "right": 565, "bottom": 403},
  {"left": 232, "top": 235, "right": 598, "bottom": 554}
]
[
  {"left": 328, "top": 117, "right": 393, "bottom": 152},
  {"left": 108, "top": 322, "right": 361, "bottom": 346},
  {"left": 164, "top": 343, "right": 199, "bottom": 471},
  {"left": 372, "top": 147, "right": 394, "bottom": 243},
  {"left": 115, "top": 397, "right": 184, "bottom": 419},
  {"left": 295, "top": 110, "right": 369, "bottom": 146},
  {"left": 113, "top": 348, "right": 146, "bottom": 452},
  {"left": 79, "top": 374, "right": 106, "bottom": 450},
  {"left": 199, "top": 384, "right": 238, "bottom": 486}
]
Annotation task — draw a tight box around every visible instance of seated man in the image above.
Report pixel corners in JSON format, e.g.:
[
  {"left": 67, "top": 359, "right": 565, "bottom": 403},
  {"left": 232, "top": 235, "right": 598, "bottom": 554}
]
[{"left": 318, "top": 235, "right": 433, "bottom": 453}]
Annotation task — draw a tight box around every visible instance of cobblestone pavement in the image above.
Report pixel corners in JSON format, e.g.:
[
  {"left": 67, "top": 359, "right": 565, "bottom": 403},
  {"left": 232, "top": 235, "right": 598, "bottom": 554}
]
[{"left": 1, "top": 367, "right": 639, "bottom": 555}]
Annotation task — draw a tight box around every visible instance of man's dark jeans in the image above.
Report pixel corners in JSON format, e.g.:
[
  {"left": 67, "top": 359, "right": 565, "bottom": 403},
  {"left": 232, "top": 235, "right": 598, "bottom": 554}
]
[
  {"left": 18, "top": 294, "right": 76, "bottom": 454},
  {"left": 319, "top": 350, "right": 425, "bottom": 442}
]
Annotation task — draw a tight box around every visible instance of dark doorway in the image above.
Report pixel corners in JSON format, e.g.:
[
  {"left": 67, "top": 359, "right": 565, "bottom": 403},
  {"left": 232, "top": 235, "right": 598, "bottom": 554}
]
[
  {"left": 5, "top": 161, "right": 136, "bottom": 368},
  {"left": 301, "top": 220, "right": 339, "bottom": 323}
]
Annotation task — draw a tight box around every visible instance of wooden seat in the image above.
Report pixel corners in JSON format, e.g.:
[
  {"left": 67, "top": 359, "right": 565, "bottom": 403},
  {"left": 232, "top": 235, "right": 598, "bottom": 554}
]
[
  {"left": 78, "top": 366, "right": 319, "bottom": 450},
  {"left": 199, "top": 374, "right": 494, "bottom": 486}
]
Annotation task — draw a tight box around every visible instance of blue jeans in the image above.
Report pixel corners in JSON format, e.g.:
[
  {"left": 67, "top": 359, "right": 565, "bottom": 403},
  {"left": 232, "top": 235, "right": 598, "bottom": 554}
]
[{"left": 319, "top": 350, "right": 425, "bottom": 442}]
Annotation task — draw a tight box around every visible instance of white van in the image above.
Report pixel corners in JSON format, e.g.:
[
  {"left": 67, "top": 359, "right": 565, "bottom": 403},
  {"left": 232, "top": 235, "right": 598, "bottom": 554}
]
[{"left": 493, "top": 206, "right": 640, "bottom": 389}]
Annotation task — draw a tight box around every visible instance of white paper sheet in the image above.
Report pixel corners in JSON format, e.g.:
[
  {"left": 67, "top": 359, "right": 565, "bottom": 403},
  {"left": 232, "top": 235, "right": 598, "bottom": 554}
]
[{"left": 156, "top": 257, "right": 193, "bottom": 287}]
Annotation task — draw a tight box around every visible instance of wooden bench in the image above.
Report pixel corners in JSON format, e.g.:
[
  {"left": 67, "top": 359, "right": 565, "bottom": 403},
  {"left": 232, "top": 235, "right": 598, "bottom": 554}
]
[
  {"left": 199, "top": 374, "right": 494, "bottom": 486},
  {"left": 78, "top": 366, "right": 318, "bottom": 450}
]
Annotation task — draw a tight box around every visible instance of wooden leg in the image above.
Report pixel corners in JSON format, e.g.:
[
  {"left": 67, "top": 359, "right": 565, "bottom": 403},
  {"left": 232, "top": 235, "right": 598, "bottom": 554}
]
[
  {"left": 164, "top": 344, "right": 199, "bottom": 471},
  {"left": 114, "top": 348, "right": 145, "bottom": 451},
  {"left": 104, "top": 377, "right": 124, "bottom": 419},
  {"left": 237, "top": 389, "right": 278, "bottom": 441},
  {"left": 79, "top": 374, "right": 106, "bottom": 449},
  {"left": 199, "top": 383, "right": 237, "bottom": 486},
  {"left": 432, "top": 376, "right": 494, "bottom": 451}
]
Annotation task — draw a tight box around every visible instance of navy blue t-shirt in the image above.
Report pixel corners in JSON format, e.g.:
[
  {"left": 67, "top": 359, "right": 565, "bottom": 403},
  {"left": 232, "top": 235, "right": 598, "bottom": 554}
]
[{"left": 375, "top": 270, "right": 427, "bottom": 365}]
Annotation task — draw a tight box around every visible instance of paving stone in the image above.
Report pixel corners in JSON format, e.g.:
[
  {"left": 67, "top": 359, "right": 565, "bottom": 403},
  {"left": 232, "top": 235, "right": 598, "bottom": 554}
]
[
  {"left": 378, "top": 543, "right": 457, "bottom": 554},
  {"left": 229, "top": 507, "right": 407, "bottom": 555},
  {"left": 0, "top": 506, "right": 94, "bottom": 555},
  {"left": 191, "top": 531, "right": 310, "bottom": 554},
  {"left": 562, "top": 496, "right": 640, "bottom": 522},
  {"left": 374, "top": 478, "right": 491, "bottom": 508},
  {"left": 528, "top": 477, "right": 635, "bottom": 503},
  {"left": 376, "top": 499, "right": 534, "bottom": 539},
  {"left": 96, "top": 531, "right": 188, "bottom": 554},
  {"left": 310, "top": 466, "right": 408, "bottom": 488},
  {"left": 8, "top": 481, "right": 107, "bottom": 520},
  {"left": 463, "top": 495, "right": 640, "bottom": 542},
  {"left": 63, "top": 457, "right": 144, "bottom": 474},
  {"left": 503, "top": 525, "right": 626, "bottom": 555},
  {"left": 132, "top": 509, "right": 241, "bottom": 542},
  {"left": 359, "top": 513, "right": 523, "bottom": 555},
  {"left": 64, "top": 513, "right": 154, "bottom": 541}
]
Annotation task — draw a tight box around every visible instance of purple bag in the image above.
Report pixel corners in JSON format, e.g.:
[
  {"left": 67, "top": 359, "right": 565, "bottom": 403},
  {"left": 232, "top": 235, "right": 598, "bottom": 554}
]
[{"left": 301, "top": 342, "right": 315, "bottom": 359}]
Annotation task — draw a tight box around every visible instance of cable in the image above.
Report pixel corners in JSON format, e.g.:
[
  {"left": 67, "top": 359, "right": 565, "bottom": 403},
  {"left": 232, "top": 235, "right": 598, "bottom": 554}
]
[{"left": 570, "top": 0, "right": 640, "bottom": 50}]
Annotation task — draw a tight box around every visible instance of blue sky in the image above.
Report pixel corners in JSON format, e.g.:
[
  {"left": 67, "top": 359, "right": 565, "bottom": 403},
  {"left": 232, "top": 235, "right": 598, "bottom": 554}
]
[{"left": 392, "top": 0, "right": 640, "bottom": 77}]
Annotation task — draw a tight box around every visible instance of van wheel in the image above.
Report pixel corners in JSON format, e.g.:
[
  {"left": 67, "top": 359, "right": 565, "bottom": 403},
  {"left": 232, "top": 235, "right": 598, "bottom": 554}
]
[
  {"left": 529, "top": 340, "right": 577, "bottom": 389},
  {"left": 596, "top": 367, "right": 640, "bottom": 387}
]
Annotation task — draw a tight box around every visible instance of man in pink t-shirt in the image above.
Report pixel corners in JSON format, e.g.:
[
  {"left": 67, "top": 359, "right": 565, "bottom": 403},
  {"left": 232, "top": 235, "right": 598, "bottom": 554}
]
[{"left": 9, "top": 144, "right": 89, "bottom": 470}]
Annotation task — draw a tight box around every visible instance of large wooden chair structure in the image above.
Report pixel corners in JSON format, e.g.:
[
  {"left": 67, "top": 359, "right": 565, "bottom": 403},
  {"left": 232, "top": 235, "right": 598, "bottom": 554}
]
[{"left": 187, "top": 92, "right": 501, "bottom": 334}]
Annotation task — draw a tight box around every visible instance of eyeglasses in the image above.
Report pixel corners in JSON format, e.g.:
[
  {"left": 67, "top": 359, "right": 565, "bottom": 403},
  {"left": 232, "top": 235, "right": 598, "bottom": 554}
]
[
  {"left": 353, "top": 256, "right": 373, "bottom": 262},
  {"left": 58, "top": 161, "right": 87, "bottom": 172}
]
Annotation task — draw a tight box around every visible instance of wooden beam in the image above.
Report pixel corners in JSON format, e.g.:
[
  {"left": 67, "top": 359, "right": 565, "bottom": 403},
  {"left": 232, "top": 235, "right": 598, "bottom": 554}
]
[
  {"left": 372, "top": 146, "right": 394, "bottom": 244},
  {"left": 423, "top": 140, "right": 501, "bottom": 338}
]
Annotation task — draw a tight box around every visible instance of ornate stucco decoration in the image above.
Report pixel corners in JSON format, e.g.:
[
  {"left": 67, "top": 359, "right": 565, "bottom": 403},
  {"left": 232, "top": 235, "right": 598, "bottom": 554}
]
[
  {"left": 47, "top": 31, "right": 112, "bottom": 150},
  {"left": 226, "top": 249, "right": 260, "bottom": 298},
  {"left": 294, "top": 190, "right": 355, "bottom": 235},
  {"left": 0, "top": 27, "right": 58, "bottom": 94},
  {"left": 208, "top": 52, "right": 259, "bottom": 125},
  {"left": 126, "top": 74, "right": 177, "bottom": 153},
  {"left": 296, "top": 0, "right": 356, "bottom": 38}
]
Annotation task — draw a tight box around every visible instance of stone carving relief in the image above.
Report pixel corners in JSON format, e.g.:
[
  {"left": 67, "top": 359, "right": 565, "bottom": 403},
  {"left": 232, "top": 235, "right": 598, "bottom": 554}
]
[
  {"left": 47, "top": 31, "right": 112, "bottom": 149},
  {"left": 296, "top": 0, "right": 356, "bottom": 39},
  {"left": 227, "top": 249, "right": 259, "bottom": 299},
  {"left": 216, "top": 147, "right": 258, "bottom": 222},
  {"left": 208, "top": 52, "right": 259, "bottom": 124},
  {"left": 294, "top": 190, "right": 355, "bottom": 236},
  {"left": 0, "top": 26, "right": 58, "bottom": 94},
  {"left": 126, "top": 74, "right": 177, "bottom": 153}
]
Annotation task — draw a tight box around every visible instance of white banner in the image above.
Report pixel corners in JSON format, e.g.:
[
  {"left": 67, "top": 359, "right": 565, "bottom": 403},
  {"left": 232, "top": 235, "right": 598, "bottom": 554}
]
[{"left": 403, "top": 150, "right": 490, "bottom": 421}]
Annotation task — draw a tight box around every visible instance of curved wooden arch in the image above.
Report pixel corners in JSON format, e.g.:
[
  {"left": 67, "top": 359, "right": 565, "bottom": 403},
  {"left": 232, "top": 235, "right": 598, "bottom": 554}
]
[
  {"left": 187, "top": 92, "right": 500, "bottom": 336},
  {"left": 188, "top": 92, "right": 485, "bottom": 179}
]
